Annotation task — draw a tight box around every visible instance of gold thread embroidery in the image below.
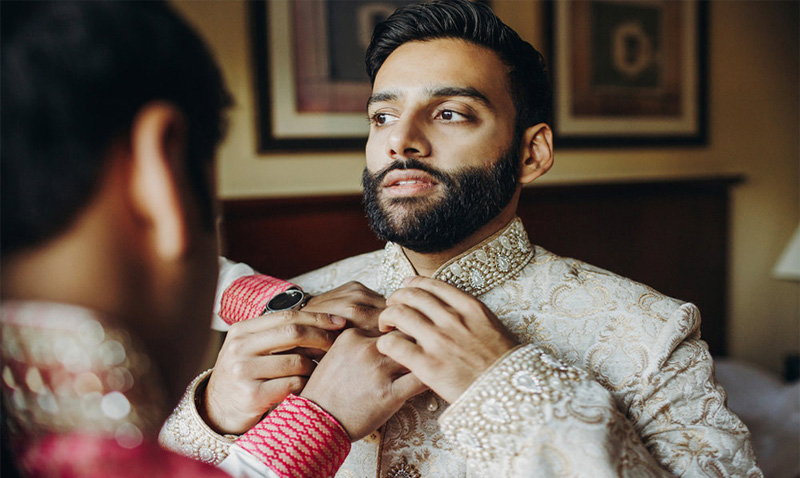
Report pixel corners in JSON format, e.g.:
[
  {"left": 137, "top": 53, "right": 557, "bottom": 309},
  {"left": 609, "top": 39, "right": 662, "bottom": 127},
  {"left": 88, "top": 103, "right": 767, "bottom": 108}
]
[
  {"left": 381, "top": 217, "right": 534, "bottom": 297},
  {"left": 386, "top": 457, "right": 421, "bottom": 478}
]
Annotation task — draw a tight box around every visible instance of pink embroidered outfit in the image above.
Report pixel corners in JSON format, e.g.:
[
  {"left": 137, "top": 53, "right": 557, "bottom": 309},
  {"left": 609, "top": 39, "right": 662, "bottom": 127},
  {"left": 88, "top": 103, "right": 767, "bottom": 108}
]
[{"left": 1, "top": 301, "right": 349, "bottom": 478}]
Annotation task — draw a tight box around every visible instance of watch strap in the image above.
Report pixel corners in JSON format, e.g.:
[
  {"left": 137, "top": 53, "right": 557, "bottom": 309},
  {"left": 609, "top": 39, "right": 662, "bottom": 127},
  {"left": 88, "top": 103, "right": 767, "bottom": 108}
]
[{"left": 220, "top": 275, "right": 298, "bottom": 325}]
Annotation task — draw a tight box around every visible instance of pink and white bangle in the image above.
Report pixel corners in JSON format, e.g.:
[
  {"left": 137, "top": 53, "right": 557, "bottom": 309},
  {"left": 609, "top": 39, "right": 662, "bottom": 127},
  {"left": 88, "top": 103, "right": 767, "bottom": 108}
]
[
  {"left": 235, "top": 395, "right": 351, "bottom": 478},
  {"left": 219, "top": 275, "right": 298, "bottom": 325}
]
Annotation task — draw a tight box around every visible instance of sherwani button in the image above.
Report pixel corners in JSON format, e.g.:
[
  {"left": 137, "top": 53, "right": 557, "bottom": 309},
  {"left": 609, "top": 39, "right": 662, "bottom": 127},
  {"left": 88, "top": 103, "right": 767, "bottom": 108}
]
[
  {"left": 426, "top": 393, "right": 439, "bottom": 412},
  {"left": 365, "top": 430, "right": 381, "bottom": 443}
]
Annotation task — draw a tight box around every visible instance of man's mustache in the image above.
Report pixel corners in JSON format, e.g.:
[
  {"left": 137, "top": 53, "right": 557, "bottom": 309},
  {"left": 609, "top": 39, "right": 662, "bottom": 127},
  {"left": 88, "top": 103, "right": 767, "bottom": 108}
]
[{"left": 369, "top": 158, "right": 452, "bottom": 186}]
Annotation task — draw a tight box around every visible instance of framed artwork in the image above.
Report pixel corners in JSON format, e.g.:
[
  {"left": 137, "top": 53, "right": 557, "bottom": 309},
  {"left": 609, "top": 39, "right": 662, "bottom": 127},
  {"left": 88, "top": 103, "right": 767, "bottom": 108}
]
[
  {"left": 549, "top": 0, "right": 707, "bottom": 146},
  {"left": 250, "top": 0, "right": 418, "bottom": 152}
]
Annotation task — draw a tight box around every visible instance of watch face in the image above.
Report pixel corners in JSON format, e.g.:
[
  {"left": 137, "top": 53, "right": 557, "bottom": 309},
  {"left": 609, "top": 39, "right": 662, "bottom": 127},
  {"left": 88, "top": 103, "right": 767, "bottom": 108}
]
[{"left": 267, "top": 289, "right": 304, "bottom": 311}]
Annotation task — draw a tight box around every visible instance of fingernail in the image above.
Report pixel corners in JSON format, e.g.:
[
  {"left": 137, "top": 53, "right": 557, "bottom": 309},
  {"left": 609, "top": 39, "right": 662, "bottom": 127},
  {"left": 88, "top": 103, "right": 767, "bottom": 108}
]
[{"left": 329, "top": 315, "right": 346, "bottom": 326}]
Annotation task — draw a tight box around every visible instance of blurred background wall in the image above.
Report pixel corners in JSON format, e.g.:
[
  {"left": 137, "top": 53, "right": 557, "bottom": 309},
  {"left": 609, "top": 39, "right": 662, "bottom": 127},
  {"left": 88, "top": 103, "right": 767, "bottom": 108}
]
[{"left": 172, "top": 0, "right": 798, "bottom": 376}]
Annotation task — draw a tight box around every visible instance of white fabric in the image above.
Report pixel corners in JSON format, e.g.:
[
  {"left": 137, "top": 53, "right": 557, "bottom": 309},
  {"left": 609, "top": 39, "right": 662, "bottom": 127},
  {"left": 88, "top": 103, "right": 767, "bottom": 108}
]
[
  {"left": 288, "top": 220, "right": 762, "bottom": 477},
  {"left": 218, "top": 446, "right": 280, "bottom": 478},
  {"left": 714, "top": 359, "right": 800, "bottom": 478},
  {"left": 437, "top": 343, "right": 672, "bottom": 477},
  {"left": 210, "top": 219, "right": 763, "bottom": 477}
]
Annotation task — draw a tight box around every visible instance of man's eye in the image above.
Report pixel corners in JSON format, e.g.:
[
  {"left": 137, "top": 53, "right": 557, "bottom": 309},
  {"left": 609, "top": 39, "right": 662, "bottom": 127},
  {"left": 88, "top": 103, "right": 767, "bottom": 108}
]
[
  {"left": 371, "top": 113, "right": 396, "bottom": 126},
  {"left": 437, "top": 110, "right": 467, "bottom": 122}
]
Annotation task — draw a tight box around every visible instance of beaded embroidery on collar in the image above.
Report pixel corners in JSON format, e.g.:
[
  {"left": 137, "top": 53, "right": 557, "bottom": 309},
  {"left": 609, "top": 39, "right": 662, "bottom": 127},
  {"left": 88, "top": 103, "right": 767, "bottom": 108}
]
[{"left": 381, "top": 217, "right": 534, "bottom": 296}]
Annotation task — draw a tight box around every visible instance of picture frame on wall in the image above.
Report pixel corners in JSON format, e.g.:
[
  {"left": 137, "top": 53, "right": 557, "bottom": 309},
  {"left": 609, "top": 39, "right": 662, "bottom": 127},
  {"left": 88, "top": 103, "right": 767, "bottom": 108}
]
[
  {"left": 549, "top": 0, "right": 707, "bottom": 147},
  {"left": 250, "top": 0, "right": 418, "bottom": 152}
]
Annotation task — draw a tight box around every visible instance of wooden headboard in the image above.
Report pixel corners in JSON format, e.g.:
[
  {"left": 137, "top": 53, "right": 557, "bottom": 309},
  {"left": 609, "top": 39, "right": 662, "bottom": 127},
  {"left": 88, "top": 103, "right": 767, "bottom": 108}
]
[{"left": 221, "top": 176, "right": 742, "bottom": 356}]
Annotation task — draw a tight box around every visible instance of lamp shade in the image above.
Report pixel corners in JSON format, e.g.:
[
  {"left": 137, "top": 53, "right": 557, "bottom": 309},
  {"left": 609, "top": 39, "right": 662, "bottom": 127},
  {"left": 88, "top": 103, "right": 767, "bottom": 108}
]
[{"left": 773, "top": 226, "right": 800, "bottom": 281}]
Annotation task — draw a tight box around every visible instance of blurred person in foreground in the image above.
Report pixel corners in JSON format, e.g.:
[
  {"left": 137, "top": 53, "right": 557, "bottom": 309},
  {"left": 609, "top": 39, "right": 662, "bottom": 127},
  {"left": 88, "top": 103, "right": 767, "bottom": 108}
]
[
  {"left": 0, "top": 2, "right": 423, "bottom": 477},
  {"left": 166, "top": 1, "right": 763, "bottom": 476}
]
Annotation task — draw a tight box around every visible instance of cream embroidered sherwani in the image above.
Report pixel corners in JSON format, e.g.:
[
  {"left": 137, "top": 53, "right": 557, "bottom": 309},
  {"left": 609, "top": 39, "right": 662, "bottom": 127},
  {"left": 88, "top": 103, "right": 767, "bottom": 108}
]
[{"left": 162, "top": 218, "right": 762, "bottom": 477}]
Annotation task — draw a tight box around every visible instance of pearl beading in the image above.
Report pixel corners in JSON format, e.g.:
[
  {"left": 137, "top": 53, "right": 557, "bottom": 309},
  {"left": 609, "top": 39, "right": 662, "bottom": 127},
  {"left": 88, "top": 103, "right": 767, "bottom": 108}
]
[
  {"left": 381, "top": 242, "right": 417, "bottom": 295},
  {"left": 438, "top": 344, "right": 583, "bottom": 467},
  {"left": 381, "top": 218, "right": 534, "bottom": 297},
  {"left": 158, "top": 369, "right": 237, "bottom": 465}
]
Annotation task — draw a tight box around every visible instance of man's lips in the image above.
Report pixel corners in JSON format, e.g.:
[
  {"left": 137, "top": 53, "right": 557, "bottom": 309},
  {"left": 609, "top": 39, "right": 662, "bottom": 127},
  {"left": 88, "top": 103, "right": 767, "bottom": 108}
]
[{"left": 381, "top": 169, "right": 439, "bottom": 196}]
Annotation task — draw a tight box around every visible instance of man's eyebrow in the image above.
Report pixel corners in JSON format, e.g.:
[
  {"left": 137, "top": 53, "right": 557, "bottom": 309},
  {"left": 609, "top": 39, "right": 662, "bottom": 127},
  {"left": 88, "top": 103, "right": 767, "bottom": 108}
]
[
  {"left": 367, "top": 86, "right": 493, "bottom": 109},
  {"left": 367, "top": 90, "right": 399, "bottom": 109},
  {"left": 426, "top": 86, "right": 493, "bottom": 109}
]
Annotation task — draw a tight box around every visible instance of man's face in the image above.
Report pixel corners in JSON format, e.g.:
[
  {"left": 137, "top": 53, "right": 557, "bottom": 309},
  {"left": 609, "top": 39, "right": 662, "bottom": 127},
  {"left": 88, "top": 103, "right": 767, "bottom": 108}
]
[{"left": 364, "top": 38, "right": 520, "bottom": 252}]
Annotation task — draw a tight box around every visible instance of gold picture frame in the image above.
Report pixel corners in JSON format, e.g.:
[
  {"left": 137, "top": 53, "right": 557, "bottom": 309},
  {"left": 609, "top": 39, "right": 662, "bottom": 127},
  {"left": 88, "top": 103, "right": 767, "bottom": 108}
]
[{"left": 549, "top": 0, "right": 707, "bottom": 146}]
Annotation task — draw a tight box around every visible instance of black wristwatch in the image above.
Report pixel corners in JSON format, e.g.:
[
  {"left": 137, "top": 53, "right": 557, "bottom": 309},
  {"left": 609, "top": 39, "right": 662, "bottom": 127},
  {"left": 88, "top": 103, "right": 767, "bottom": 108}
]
[{"left": 264, "top": 288, "right": 312, "bottom": 314}]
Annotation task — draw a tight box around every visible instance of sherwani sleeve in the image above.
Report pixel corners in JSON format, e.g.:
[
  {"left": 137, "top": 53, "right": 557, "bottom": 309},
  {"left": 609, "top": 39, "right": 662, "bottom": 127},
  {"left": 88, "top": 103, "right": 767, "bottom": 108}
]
[
  {"left": 160, "top": 373, "right": 351, "bottom": 478},
  {"left": 159, "top": 370, "right": 238, "bottom": 465},
  {"left": 219, "top": 395, "right": 350, "bottom": 478},
  {"left": 626, "top": 303, "right": 762, "bottom": 476},
  {"left": 438, "top": 304, "right": 763, "bottom": 477},
  {"left": 438, "top": 344, "right": 672, "bottom": 477}
]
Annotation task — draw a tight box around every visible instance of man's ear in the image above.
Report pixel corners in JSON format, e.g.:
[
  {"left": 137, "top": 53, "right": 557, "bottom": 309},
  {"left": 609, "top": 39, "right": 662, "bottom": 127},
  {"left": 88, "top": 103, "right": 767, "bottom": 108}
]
[
  {"left": 518, "top": 123, "right": 554, "bottom": 185},
  {"left": 128, "top": 102, "right": 189, "bottom": 261}
]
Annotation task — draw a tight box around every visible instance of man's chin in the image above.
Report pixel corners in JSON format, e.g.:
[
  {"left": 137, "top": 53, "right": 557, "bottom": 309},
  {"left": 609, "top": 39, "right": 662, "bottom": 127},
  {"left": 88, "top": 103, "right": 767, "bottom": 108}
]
[
  {"left": 380, "top": 215, "right": 421, "bottom": 237},
  {"left": 369, "top": 211, "right": 467, "bottom": 254},
  {"left": 382, "top": 206, "right": 441, "bottom": 229}
]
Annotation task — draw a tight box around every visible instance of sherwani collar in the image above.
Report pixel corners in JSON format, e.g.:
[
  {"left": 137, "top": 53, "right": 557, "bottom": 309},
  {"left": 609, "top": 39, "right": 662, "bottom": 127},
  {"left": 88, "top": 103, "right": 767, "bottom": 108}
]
[{"left": 380, "top": 217, "right": 534, "bottom": 296}]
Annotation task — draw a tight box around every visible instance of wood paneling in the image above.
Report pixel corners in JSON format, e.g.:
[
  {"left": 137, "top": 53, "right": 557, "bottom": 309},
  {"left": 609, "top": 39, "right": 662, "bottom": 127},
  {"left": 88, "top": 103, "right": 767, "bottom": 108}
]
[{"left": 221, "top": 176, "right": 742, "bottom": 356}]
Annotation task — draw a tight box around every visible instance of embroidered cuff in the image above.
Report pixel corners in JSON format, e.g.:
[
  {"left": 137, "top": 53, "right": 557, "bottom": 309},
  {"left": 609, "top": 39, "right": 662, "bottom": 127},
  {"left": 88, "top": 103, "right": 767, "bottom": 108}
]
[
  {"left": 439, "top": 344, "right": 584, "bottom": 463},
  {"left": 220, "top": 275, "right": 298, "bottom": 325},
  {"left": 159, "top": 369, "right": 237, "bottom": 465},
  {"left": 235, "top": 394, "right": 351, "bottom": 478}
]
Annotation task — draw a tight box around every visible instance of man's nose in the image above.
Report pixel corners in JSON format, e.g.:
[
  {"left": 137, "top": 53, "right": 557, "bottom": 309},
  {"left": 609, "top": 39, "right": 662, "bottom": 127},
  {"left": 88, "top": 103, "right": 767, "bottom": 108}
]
[{"left": 386, "top": 117, "right": 431, "bottom": 160}]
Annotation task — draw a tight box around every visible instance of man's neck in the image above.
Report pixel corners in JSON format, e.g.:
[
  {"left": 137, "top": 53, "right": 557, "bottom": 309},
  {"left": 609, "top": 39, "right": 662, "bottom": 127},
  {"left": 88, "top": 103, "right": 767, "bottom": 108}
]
[
  {"left": 1, "top": 237, "right": 130, "bottom": 320},
  {"left": 0, "top": 232, "right": 191, "bottom": 407},
  {"left": 0, "top": 195, "right": 151, "bottom": 327},
  {"left": 401, "top": 212, "right": 516, "bottom": 277}
]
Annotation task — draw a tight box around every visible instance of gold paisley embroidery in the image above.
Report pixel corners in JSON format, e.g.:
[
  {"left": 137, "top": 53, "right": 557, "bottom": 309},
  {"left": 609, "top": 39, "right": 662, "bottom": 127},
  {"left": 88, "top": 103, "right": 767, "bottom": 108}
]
[
  {"left": 507, "top": 312, "right": 552, "bottom": 345},
  {"left": 548, "top": 284, "right": 601, "bottom": 318},
  {"left": 555, "top": 386, "right": 613, "bottom": 426},
  {"left": 673, "top": 432, "right": 719, "bottom": 465},
  {"left": 291, "top": 224, "right": 763, "bottom": 477},
  {"left": 381, "top": 218, "right": 534, "bottom": 298},
  {"left": 386, "top": 458, "right": 420, "bottom": 478},
  {"left": 382, "top": 403, "right": 423, "bottom": 450},
  {"left": 634, "top": 291, "right": 678, "bottom": 322},
  {"left": 585, "top": 315, "right": 650, "bottom": 391},
  {"left": 491, "top": 282, "right": 533, "bottom": 318},
  {"left": 534, "top": 440, "right": 573, "bottom": 476}
]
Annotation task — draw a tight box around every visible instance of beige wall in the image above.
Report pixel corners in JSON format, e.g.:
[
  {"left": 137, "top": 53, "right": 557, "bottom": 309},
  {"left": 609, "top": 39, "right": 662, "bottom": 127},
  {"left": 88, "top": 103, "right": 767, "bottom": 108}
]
[{"left": 173, "top": 0, "right": 799, "bottom": 375}]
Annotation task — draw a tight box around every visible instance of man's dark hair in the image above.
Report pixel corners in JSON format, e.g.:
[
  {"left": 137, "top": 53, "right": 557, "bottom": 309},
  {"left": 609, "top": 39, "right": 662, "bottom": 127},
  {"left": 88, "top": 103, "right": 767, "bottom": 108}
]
[
  {"left": 366, "top": 0, "right": 550, "bottom": 132},
  {"left": 1, "top": 1, "right": 231, "bottom": 255}
]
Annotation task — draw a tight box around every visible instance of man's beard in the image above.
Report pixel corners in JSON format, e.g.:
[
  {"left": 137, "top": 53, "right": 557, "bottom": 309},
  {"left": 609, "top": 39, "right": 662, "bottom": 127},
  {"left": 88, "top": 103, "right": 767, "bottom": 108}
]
[{"left": 362, "top": 144, "right": 520, "bottom": 254}]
